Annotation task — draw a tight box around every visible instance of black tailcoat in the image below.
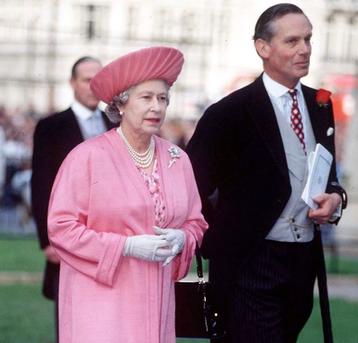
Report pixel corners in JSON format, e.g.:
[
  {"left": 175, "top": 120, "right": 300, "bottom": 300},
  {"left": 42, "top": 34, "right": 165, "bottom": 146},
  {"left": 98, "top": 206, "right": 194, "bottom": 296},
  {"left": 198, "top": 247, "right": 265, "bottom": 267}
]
[{"left": 187, "top": 75, "right": 338, "bottom": 262}]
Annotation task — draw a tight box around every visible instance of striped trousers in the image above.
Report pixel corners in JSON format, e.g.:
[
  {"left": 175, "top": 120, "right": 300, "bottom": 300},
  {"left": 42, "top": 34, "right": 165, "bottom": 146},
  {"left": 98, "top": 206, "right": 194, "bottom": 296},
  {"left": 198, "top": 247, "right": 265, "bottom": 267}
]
[{"left": 209, "top": 240, "right": 317, "bottom": 343}]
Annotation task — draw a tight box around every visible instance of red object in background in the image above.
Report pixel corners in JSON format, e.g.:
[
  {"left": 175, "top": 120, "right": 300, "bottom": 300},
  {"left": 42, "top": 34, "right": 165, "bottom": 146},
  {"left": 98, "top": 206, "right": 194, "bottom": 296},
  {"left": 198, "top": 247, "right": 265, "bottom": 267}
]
[
  {"left": 331, "top": 94, "right": 349, "bottom": 123},
  {"left": 327, "top": 74, "right": 358, "bottom": 91},
  {"left": 323, "top": 73, "right": 357, "bottom": 124}
]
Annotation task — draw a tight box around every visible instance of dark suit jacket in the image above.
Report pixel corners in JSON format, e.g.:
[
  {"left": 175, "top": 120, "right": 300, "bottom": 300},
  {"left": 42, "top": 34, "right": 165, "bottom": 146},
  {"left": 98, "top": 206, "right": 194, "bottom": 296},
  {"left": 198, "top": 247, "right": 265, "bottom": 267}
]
[
  {"left": 186, "top": 75, "right": 339, "bottom": 262},
  {"left": 31, "top": 107, "right": 115, "bottom": 299}
]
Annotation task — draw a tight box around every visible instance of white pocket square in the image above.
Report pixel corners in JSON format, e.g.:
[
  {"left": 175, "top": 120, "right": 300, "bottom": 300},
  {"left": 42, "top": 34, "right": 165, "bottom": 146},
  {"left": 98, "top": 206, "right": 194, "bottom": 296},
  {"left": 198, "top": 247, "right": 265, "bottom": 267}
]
[{"left": 327, "top": 127, "right": 334, "bottom": 136}]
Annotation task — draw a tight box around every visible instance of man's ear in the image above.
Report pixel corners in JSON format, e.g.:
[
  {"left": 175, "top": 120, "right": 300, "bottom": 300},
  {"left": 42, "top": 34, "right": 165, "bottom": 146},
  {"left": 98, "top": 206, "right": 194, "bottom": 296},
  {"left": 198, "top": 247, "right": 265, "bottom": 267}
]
[
  {"left": 254, "top": 38, "right": 270, "bottom": 59},
  {"left": 69, "top": 77, "right": 75, "bottom": 90}
]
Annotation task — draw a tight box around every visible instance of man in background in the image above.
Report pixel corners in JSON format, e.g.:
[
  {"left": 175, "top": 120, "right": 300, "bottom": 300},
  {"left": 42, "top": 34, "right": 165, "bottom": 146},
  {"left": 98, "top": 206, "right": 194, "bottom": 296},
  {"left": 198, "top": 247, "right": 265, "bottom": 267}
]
[{"left": 31, "top": 56, "right": 115, "bottom": 341}]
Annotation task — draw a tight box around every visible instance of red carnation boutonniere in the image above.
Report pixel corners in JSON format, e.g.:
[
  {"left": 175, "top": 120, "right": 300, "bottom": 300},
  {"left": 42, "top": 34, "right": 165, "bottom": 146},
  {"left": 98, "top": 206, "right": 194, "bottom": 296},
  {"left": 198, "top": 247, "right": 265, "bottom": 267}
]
[{"left": 316, "top": 88, "right": 332, "bottom": 107}]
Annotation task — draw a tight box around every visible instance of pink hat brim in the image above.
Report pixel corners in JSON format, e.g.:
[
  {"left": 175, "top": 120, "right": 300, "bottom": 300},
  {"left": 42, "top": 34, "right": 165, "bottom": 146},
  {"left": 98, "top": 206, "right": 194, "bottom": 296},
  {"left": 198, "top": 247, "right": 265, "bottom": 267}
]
[{"left": 90, "top": 46, "right": 184, "bottom": 103}]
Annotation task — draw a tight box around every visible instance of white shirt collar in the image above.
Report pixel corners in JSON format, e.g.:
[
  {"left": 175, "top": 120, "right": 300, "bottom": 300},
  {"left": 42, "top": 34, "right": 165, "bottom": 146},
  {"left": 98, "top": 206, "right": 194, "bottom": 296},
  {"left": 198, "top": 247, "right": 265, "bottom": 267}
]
[
  {"left": 262, "top": 72, "right": 303, "bottom": 99},
  {"left": 71, "top": 100, "right": 100, "bottom": 121}
]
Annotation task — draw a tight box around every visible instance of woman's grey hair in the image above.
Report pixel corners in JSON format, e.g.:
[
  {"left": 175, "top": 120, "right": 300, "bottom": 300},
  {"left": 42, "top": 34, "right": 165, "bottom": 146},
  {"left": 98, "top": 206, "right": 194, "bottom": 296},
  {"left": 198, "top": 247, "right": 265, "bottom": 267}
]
[
  {"left": 105, "top": 89, "right": 131, "bottom": 124},
  {"left": 104, "top": 83, "right": 171, "bottom": 124},
  {"left": 253, "top": 3, "right": 311, "bottom": 42}
]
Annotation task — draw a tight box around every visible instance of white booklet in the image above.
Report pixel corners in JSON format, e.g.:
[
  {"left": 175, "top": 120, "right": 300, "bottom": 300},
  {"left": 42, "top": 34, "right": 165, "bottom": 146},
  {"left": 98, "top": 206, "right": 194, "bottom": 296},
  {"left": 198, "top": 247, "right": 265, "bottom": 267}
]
[{"left": 301, "top": 143, "right": 333, "bottom": 209}]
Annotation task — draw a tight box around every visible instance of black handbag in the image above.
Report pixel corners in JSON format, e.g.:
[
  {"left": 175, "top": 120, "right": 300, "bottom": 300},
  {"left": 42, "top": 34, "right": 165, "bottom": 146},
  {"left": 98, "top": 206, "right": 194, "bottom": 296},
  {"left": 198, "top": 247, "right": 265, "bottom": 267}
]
[{"left": 175, "top": 244, "right": 226, "bottom": 339}]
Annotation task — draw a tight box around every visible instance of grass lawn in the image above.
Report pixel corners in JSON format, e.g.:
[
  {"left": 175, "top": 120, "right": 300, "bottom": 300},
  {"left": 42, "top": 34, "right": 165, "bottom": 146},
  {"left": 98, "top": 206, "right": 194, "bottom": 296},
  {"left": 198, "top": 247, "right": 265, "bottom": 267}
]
[
  {"left": 0, "top": 283, "right": 55, "bottom": 343},
  {"left": 298, "top": 298, "right": 358, "bottom": 342},
  {"left": 0, "top": 284, "right": 357, "bottom": 343},
  {"left": 1, "top": 236, "right": 357, "bottom": 342},
  {"left": 0, "top": 235, "right": 44, "bottom": 272},
  {"left": 325, "top": 254, "right": 358, "bottom": 275}
]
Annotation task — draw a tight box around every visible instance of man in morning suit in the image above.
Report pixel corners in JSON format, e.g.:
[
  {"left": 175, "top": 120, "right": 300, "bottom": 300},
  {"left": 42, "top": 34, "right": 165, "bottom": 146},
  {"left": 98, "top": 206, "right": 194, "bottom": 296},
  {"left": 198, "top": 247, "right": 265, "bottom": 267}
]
[
  {"left": 186, "top": 4, "right": 347, "bottom": 343},
  {"left": 31, "top": 56, "right": 115, "bottom": 341}
]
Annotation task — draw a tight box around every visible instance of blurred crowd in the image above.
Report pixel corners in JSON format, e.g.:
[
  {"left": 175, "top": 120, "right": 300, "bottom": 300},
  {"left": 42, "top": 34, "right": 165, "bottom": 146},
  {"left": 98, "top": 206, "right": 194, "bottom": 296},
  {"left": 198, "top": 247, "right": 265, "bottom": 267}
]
[
  {"left": 0, "top": 106, "right": 37, "bottom": 232},
  {"left": 0, "top": 105, "right": 198, "bottom": 233}
]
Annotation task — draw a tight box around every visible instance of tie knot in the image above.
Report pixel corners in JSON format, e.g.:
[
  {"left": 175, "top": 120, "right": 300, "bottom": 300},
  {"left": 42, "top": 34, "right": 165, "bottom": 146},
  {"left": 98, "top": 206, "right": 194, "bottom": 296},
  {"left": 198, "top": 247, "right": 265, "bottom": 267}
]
[{"left": 288, "top": 89, "right": 297, "bottom": 99}]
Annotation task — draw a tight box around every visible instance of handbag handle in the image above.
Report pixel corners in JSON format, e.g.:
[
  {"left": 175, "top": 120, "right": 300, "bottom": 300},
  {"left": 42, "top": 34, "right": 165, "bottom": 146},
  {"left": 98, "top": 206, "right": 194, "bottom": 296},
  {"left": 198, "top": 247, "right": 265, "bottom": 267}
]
[{"left": 195, "top": 242, "right": 204, "bottom": 280}]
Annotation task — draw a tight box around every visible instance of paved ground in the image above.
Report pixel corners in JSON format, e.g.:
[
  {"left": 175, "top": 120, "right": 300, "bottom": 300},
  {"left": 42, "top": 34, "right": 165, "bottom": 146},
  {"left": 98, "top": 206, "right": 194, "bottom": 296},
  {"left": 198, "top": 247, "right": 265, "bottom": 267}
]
[
  {"left": 0, "top": 271, "right": 42, "bottom": 285},
  {"left": 324, "top": 275, "right": 358, "bottom": 301}
]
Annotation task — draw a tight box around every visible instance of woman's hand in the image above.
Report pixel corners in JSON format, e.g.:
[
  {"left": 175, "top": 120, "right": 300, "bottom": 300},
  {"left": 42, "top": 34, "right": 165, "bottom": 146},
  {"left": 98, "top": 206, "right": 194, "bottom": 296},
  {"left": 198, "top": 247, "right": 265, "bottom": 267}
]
[
  {"left": 153, "top": 226, "right": 186, "bottom": 266},
  {"left": 123, "top": 235, "right": 173, "bottom": 262}
]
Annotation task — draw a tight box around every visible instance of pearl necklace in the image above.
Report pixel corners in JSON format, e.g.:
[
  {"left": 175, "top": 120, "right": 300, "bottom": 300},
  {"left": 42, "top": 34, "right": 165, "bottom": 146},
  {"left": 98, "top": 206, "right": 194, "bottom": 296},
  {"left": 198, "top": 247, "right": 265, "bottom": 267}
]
[{"left": 117, "top": 127, "right": 155, "bottom": 169}]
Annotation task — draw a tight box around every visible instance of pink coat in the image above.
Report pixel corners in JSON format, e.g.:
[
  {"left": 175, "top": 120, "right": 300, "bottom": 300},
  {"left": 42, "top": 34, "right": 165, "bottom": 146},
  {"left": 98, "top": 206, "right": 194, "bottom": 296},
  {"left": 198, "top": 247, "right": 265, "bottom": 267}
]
[{"left": 48, "top": 129, "right": 208, "bottom": 343}]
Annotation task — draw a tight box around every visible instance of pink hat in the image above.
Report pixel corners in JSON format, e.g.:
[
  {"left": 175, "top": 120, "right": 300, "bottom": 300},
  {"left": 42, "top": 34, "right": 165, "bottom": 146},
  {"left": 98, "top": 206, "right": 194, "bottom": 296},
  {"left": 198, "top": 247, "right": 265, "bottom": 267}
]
[{"left": 90, "top": 46, "right": 184, "bottom": 104}]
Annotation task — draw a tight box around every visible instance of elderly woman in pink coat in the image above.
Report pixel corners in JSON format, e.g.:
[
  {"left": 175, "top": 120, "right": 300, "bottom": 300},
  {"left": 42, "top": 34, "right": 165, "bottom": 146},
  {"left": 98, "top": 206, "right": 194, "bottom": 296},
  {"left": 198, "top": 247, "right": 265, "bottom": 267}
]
[{"left": 47, "top": 46, "right": 208, "bottom": 343}]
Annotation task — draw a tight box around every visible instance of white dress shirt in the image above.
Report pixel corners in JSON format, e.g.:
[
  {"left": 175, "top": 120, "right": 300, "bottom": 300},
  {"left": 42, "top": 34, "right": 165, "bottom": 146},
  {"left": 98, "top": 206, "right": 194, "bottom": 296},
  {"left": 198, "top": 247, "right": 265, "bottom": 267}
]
[
  {"left": 262, "top": 73, "right": 311, "bottom": 147},
  {"left": 71, "top": 100, "right": 107, "bottom": 140}
]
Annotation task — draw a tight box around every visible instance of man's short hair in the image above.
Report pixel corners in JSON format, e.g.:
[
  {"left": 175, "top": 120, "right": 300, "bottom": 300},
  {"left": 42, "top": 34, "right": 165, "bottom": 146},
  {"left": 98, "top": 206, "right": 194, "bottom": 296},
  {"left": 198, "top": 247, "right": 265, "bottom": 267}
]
[
  {"left": 253, "top": 3, "right": 310, "bottom": 42},
  {"left": 71, "top": 56, "right": 101, "bottom": 79}
]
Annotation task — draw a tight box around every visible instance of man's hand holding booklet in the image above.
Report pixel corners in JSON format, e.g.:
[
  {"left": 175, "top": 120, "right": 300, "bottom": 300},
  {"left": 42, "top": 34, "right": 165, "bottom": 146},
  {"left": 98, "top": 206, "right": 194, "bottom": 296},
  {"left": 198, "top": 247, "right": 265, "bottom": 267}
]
[{"left": 301, "top": 143, "right": 333, "bottom": 209}]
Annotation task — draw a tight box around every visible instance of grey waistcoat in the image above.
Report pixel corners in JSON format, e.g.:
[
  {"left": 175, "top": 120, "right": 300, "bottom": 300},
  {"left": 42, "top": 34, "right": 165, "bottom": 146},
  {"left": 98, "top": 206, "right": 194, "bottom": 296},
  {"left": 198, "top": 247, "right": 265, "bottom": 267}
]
[{"left": 266, "top": 99, "right": 316, "bottom": 242}]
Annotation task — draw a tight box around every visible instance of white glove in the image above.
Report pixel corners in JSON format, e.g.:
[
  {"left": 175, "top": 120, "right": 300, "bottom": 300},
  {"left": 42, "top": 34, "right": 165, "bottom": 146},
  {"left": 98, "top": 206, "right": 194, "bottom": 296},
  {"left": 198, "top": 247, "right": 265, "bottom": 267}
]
[
  {"left": 123, "top": 235, "right": 173, "bottom": 262},
  {"left": 153, "top": 226, "right": 186, "bottom": 266}
]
